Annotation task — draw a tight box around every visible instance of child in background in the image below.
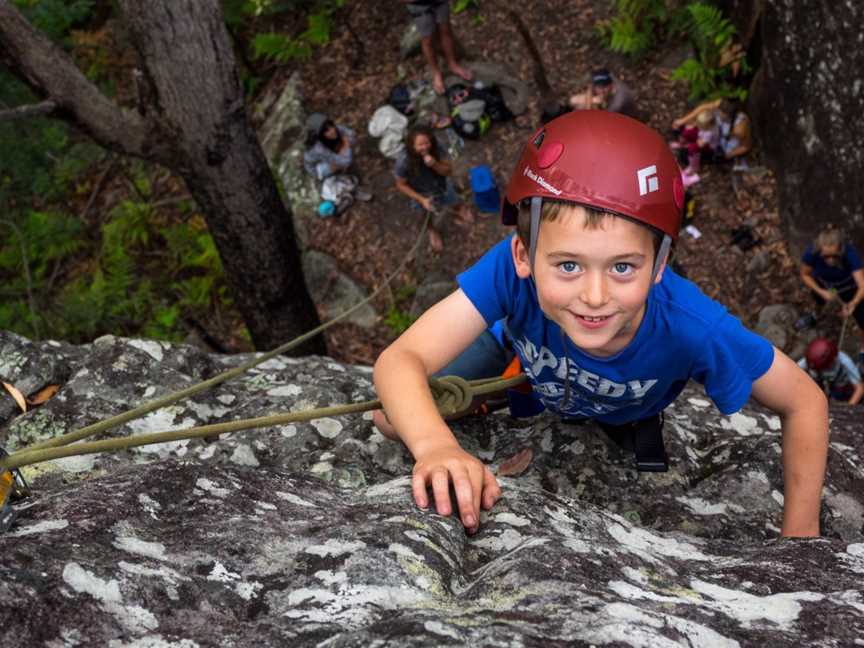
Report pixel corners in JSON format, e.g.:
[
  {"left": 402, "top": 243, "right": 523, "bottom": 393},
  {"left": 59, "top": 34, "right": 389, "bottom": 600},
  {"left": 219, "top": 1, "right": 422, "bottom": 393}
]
[
  {"left": 373, "top": 111, "right": 828, "bottom": 538},
  {"left": 799, "top": 337, "right": 863, "bottom": 405}
]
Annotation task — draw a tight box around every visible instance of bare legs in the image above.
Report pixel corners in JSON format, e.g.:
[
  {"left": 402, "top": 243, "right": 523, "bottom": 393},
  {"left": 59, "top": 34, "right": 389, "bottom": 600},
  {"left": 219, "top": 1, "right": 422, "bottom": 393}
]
[{"left": 421, "top": 21, "right": 473, "bottom": 95}]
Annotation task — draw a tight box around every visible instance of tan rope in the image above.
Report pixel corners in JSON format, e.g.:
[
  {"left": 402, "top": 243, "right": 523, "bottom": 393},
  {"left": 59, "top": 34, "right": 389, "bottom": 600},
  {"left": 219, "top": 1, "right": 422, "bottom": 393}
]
[{"left": 0, "top": 374, "right": 527, "bottom": 471}]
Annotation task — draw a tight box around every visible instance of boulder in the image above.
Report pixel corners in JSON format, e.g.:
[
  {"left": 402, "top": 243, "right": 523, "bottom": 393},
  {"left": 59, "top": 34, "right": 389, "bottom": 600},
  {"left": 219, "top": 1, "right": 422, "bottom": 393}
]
[
  {"left": 1, "top": 331, "right": 862, "bottom": 645},
  {"left": 255, "top": 72, "right": 319, "bottom": 249},
  {"left": 301, "top": 250, "right": 378, "bottom": 329}
]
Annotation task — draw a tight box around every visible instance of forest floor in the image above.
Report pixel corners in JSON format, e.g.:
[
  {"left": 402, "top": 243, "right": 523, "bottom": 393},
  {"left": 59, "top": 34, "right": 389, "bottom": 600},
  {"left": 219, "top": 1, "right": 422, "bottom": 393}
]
[{"left": 280, "top": 0, "right": 822, "bottom": 366}]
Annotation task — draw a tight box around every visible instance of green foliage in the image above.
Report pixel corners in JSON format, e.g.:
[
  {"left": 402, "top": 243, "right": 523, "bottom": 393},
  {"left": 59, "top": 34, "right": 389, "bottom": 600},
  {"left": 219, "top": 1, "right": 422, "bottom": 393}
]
[
  {"left": 251, "top": 0, "right": 345, "bottom": 63},
  {"left": 453, "top": 0, "right": 480, "bottom": 13},
  {"left": 13, "top": 0, "right": 95, "bottom": 44},
  {"left": 671, "top": 2, "right": 748, "bottom": 100},
  {"left": 384, "top": 306, "right": 416, "bottom": 335},
  {"left": 598, "top": 1, "right": 748, "bottom": 100},
  {"left": 595, "top": 0, "right": 675, "bottom": 59}
]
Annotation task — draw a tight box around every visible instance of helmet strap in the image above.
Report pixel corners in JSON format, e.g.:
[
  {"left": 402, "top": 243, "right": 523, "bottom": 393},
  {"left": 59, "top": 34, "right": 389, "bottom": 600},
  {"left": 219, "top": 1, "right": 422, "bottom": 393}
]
[
  {"left": 528, "top": 196, "right": 542, "bottom": 273},
  {"left": 651, "top": 234, "right": 672, "bottom": 283}
]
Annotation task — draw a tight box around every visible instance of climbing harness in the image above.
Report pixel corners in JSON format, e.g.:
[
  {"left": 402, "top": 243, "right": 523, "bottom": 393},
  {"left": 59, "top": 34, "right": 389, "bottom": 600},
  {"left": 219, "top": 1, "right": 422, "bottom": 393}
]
[{"left": 0, "top": 448, "right": 30, "bottom": 532}]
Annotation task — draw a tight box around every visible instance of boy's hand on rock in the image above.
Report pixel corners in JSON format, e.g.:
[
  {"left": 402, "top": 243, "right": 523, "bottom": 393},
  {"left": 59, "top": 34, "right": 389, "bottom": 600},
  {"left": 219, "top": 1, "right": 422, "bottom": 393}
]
[{"left": 411, "top": 443, "right": 501, "bottom": 535}]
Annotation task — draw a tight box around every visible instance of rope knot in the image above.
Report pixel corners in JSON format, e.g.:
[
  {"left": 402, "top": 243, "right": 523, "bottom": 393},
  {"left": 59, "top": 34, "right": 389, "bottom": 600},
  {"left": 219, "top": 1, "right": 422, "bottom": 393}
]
[{"left": 429, "top": 375, "right": 475, "bottom": 418}]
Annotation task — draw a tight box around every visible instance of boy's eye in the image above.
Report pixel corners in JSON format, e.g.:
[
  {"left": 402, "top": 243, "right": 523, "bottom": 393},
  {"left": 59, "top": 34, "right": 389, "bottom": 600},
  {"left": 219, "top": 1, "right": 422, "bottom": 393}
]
[
  {"left": 612, "top": 262, "right": 634, "bottom": 275},
  {"left": 558, "top": 261, "right": 580, "bottom": 274}
]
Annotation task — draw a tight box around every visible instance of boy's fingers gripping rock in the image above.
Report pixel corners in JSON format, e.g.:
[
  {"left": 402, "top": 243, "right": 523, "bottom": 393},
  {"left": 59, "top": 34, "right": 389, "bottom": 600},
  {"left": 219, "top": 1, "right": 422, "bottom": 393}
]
[
  {"left": 411, "top": 472, "right": 430, "bottom": 510},
  {"left": 430, "top": 469, "right": 454, "bottom": 517},
  {"left": 451, "top": 467, "right": 480, "bottom": 532},
  {"left": 481, "top": 466, "right": 501, "bottom": 510}
]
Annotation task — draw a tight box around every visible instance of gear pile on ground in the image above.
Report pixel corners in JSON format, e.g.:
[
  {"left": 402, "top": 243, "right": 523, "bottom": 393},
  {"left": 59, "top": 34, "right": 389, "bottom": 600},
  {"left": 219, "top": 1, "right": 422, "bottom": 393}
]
[{"left": 0, "top": 331, "right": 862, "bottom": 645}]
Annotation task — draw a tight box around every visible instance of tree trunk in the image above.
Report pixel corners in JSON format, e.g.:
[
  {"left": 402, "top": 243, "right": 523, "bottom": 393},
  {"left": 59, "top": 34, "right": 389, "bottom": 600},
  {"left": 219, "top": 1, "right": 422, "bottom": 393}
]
[
  {"left": 0, "top": 0, "right": 326, "bottom": 355},
  {"left": 721, "top": 0, "right": 864, "bottom": 254}
]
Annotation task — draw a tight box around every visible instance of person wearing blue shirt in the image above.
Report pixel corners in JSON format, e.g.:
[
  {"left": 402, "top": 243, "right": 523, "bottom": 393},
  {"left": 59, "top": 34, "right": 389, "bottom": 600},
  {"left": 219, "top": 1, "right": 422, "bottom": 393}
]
[
  {"left": 372, "top": 112, "right": 828, "bottom": 539},
  {"left": 800, "top": 228, "right": 864, "bottom": 362}
]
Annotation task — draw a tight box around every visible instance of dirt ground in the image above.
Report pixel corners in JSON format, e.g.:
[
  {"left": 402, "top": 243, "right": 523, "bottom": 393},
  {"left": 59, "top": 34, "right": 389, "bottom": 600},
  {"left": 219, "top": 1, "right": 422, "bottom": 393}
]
[{"left": 285, "top": 0, "right": 826, "bottom": 366}]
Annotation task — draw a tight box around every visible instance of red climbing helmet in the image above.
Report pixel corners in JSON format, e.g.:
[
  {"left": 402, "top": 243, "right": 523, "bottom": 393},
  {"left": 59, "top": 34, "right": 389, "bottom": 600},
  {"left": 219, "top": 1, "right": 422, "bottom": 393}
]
[
  {"left": 805, "top": 337, "right": 838, "bottom": 371},
  {"left": 501, "top": 111, "right": 684, "bottom": 241}
]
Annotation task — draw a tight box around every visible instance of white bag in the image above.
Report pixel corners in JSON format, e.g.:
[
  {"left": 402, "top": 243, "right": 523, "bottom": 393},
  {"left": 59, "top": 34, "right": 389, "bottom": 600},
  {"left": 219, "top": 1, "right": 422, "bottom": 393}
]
[{"left": 368, "top": 105, "right": 408, "bottom": 159}]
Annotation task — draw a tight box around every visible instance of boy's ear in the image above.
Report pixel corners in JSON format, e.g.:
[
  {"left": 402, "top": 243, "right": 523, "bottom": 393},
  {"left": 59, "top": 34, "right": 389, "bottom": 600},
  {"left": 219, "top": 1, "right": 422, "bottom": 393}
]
[{"left": 511, "top": 235, "right": 532, "bottom": 279}]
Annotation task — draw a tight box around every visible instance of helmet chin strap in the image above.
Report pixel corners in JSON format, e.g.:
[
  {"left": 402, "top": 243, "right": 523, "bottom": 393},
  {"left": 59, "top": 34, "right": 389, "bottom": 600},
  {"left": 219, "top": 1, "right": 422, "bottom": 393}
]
[
  {"left": 528, "top": 196, "right": 542, "bottom": 273},
  {"left": 652, "top": 234, "right": 672, "bottom": 283}
]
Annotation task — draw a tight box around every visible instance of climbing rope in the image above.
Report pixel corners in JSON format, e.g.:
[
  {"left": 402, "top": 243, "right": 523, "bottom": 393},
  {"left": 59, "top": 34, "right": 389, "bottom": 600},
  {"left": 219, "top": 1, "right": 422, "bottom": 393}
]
[
  {"left": 0, "top": 212, "right": 527, "bottom": 473},
  {"left": 0, "top": 374, "right": 527, "bottom": 471}
]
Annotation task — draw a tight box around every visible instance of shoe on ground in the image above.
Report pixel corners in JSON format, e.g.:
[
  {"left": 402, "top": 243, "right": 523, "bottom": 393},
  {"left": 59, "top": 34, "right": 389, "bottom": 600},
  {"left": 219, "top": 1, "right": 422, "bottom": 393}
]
[{"left": 355, "top": 190, "right": 373, "bottom": 202}]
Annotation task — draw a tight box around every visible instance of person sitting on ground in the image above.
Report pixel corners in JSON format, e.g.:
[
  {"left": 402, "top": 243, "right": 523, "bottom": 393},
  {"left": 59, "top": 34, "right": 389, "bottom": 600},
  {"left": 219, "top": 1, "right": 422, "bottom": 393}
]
[
  {"left": 401, "top": 0, "right": 473, "bottom": 96},
  {"left": 799, "top": 337, "right": 864, "bottom": 405},
  {"left": 373, "top": 111, "right": 828, "bottom": 538},
  {"left": 799, "top": 227, "right": 864, "bottom": 362},
  {"left": 394, "top": 125, "right": 474, "bottom": 253},
  {"left": 568, "top": 69, "right": 639, "bottom": 120},
  {"left": 672, "top": 98, "right": 752, "bottom": 169},
  {"left": 303, "top": 113, "right": 356, "bottom": 181}
]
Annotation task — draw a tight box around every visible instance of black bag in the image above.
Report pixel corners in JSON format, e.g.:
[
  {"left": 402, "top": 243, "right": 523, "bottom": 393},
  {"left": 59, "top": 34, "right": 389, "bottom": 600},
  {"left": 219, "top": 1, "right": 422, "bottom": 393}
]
[
  {"left": 471, "top": 84, "right": 514, "bottom": 123},
  {"left": 388, "top": 84, "right": 413, "bottom": 116}
]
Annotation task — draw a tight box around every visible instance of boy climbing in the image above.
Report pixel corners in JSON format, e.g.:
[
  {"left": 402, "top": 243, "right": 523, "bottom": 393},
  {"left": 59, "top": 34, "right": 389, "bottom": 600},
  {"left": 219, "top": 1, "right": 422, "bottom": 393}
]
[
  {"left": 373, "top": 111, "right": 828, "bottom": 538},
  {"left": 799, "top": 337, "right": 864, "bottom": 406}
]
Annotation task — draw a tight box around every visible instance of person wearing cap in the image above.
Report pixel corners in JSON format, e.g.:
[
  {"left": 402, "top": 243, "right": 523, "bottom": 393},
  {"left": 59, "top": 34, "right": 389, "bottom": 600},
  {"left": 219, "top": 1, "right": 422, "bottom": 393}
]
[
  {"left": 401, "top": 0, "right": 473, "bottom": 96},
  {"left": 569, "top": 69, "right": 639, "bottom": 120},
  {"left": 798, "top": 338, "right": 863, "bottom": 405},
  {"left": 799, "top": 227, "right": 864, "bottom": 362},
  {"left": 303, "top": 113, "right": 357, "bottom": 181},
  {"left": 372, "top": 111, "right": 828, "bottom": 538}
]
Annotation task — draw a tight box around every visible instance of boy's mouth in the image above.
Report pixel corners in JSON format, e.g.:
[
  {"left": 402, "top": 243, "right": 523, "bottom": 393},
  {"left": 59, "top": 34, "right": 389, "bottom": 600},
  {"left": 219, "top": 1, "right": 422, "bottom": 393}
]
[{"left": 573, "top": 313, "right": 614, "bottom": 329}]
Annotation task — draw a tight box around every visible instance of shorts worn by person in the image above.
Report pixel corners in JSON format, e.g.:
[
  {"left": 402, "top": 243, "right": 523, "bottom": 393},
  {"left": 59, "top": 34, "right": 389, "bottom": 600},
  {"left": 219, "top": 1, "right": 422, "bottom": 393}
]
[
  {"left": 373, "top": 111, "right": 828, "bottom": 538},
  {"left": 402, "top": 0, "right": 473, "bottom": 95},
  {"left": 394, "top": 125, "right": 473, "bottom": 252},
  {"left": 800, "top": 228, "right": 864, "bottom": 357},
  {"left": 798, "top": 337, "right": 864, "bottom": 405}
]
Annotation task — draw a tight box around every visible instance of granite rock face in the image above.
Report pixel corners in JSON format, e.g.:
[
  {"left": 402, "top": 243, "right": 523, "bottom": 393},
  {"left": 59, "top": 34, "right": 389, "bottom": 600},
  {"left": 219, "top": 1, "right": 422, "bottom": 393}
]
[{"left": 1, "top": 331, "right": 863, "bottom": 646}]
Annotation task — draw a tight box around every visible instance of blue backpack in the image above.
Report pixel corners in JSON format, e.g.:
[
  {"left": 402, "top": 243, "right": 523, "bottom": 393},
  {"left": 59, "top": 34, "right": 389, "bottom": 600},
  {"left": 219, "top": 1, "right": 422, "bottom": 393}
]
[{"left": 469, "top": 165, "right": 500, "bottom": 213}]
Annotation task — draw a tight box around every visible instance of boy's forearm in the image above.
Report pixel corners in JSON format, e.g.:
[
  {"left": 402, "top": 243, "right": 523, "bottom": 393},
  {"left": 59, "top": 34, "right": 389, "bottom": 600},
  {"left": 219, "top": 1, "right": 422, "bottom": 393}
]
[
  {"left": 373, "top": 349, "right": 460, "bottom": 458},
  {"left": 780, "top": 406, "right": 829, "bottom": 536}
]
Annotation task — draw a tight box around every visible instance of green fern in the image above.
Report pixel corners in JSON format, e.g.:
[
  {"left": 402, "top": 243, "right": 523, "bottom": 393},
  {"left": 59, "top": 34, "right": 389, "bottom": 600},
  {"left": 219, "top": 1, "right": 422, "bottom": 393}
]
[
  {"left": 252, "top": 0, "right": 345, "bottom": 63},
  {"left": 596, "top": 0, "right": 671, "bottom": 59}
]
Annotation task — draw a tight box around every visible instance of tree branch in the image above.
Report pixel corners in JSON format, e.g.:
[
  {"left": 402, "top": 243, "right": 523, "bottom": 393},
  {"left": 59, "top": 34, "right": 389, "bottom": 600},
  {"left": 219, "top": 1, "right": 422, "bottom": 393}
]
[
  {"left": 0, "top": 99, "right": 56, "bottom": 121},
  {"left": 0, "top": 0, "right": 152, "bottom": 158}
]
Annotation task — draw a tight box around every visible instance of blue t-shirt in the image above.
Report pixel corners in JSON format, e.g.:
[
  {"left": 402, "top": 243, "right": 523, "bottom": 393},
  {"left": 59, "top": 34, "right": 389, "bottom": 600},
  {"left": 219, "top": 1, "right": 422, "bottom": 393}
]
[
  {"left": 457, "top": 236, "right": 775, "bottom": 425},
  {"left": 801, "top": 244, "right": 862, "bottom": 293}
]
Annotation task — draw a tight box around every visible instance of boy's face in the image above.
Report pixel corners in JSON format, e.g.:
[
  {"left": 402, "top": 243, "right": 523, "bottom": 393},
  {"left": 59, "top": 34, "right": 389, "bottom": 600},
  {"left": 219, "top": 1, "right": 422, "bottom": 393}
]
[{"left": 511, "top": 206, "right": 663, "bottom": 357}]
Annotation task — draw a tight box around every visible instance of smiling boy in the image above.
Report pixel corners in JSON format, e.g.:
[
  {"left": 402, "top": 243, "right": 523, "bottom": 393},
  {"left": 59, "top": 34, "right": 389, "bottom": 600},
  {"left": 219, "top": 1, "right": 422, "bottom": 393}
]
[{"left": 373, "top": 111, "right": 828, "bottom": 538}]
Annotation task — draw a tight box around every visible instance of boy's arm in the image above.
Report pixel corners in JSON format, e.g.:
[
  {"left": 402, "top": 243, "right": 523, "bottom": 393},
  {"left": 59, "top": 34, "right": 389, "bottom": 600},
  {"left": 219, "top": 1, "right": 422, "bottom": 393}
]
[
  {"left": 848, "top": 381, "right": 864, "bottom": 406},
  {"left": 373, "top": 289, "right": 501, "bottom": 534},
  {"left": 750, "top": 347, "right": 829, "bottom": 537}
]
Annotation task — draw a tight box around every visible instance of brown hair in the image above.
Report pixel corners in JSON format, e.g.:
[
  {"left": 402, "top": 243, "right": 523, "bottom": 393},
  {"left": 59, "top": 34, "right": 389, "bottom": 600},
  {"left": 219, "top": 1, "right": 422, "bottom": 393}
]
[
  {"left": 404, "top": 125, "right": 441, "bottom": 179},
  {"left": 515, "top": 199, "right": 663, "bottom": 256}
]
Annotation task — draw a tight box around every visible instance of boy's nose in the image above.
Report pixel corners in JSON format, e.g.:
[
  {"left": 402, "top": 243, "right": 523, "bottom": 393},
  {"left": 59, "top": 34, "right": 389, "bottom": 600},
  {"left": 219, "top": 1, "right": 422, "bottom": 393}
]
[{"left": 579, "top": 272, "right": 609, "bottom": 308}]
